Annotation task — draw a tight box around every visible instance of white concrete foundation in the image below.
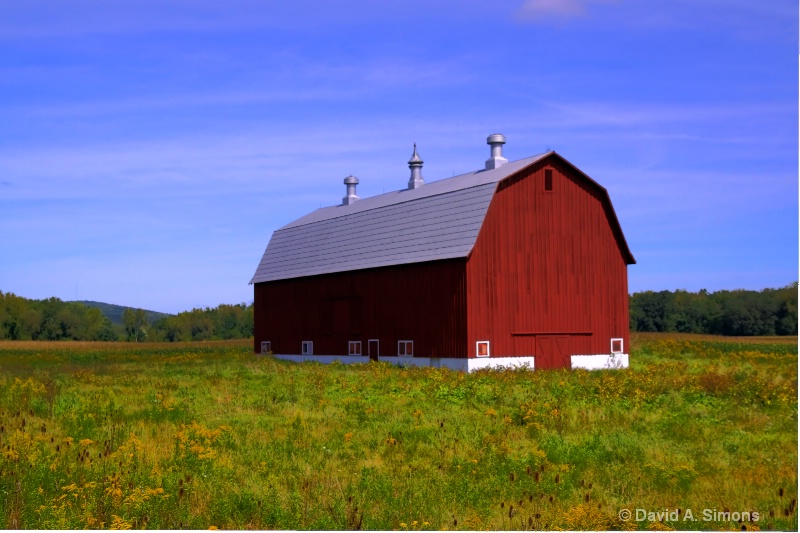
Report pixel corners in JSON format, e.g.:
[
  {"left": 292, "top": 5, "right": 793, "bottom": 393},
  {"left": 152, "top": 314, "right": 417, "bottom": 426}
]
[
  {"left": 464, "top": 356, "right": 535, "bottom": 371},
  {"left": 265, "top": 353, "right": 626, "bottom": 371},
  {"left": 266, "top": 354, "right": 537, "bottom": 372},
  {"left": 571, "top": 353, "right": 629, "bottom": 370}
]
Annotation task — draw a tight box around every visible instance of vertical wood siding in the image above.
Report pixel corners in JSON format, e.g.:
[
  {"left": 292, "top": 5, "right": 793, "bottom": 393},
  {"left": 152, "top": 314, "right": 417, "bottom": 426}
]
[
  {"left": 466, "top": 157, "right": 631, "bottom": 364},
  {"left": 254, "top": 259, "right": 467, "bottom": 358}
]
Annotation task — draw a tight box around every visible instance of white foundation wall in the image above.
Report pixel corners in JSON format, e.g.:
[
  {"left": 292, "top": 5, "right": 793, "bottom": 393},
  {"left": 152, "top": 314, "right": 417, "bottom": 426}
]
[
  {"left": 465, "top": 356, "right": 535, "bottom": 371},
  {"left": 268, "top": 354, "right": 537, "bottom": 372},
  {"left": 267, "top": 354, "right": 626, "bottom": 371},
  {"left": 571, "top": 353, "right": 629, "bottom": 370}
]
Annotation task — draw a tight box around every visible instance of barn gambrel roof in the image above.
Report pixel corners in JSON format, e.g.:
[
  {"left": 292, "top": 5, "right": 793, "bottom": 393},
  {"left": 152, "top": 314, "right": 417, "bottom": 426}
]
[{"left": 251, "top": 151, "right": 634, "bottom": 284}]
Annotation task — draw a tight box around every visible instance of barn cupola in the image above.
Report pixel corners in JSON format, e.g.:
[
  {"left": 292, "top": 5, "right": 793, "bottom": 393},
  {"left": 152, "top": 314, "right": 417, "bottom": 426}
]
[
  {"left": 407, "top": 143, "right": 424, "bottom": 189},
  {"left": 485, "top": 133, "right": 508, "bottom": 170},
  {"left": 342, "top": 175, "right": 360, "bottom": 205}
]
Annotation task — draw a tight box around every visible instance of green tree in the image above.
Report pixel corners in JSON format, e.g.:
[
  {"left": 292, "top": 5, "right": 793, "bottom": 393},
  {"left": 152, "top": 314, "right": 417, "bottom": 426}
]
[
  {"left": 772, "top": 283, "right": 798, "bottom": 336},
  {"left": 20, "top": 308, "right": 43, "bottom": 340},
  {"left": 630, "top": 284, "right": 797, "bottom": 336},
  {"left": 4, "top": 292, "right": 29, "bottom": 339},
  {"left": 123, "top": 308, "right": 149, "bottom": 342},
  {"left": 0, "top": 291, "right": 8, "bottom": 339}
]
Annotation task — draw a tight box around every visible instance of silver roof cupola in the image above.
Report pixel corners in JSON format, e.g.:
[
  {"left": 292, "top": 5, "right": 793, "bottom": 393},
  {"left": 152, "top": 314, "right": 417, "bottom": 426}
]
[
  {"left": 407, "top": 143, "right": 424, "bottom": 189},
  {"left": 485, "top": 133, "right": 508, "bottom": 170},
  {"left": 342, "top": 175, "right": 360, "bottom": 205}
]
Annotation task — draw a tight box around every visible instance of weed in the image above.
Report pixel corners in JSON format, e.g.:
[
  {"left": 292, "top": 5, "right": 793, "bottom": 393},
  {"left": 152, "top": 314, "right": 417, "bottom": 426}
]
[{"left": 0, "top": 336, "right": 795, "bottom": 529}]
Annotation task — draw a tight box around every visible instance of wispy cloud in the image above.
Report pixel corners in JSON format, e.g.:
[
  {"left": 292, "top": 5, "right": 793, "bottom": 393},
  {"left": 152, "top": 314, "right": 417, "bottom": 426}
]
[
  {"left": 0, "top": 54, "right": 478, "bottom": 121},
  {"left": 515, "top": 0, "right": 796, "bottom": 40},
  {"left": 516, "top": 0, "right": 618, "bottom": 21},
  {"left": 0, "top": 0, "right": 794, "bottom": 312},
  {"left": 0, "top": 1, "right": 489, "bottom": 39},
  {"left": 539, "top": 99, "right": 780, "bottom": 126}
]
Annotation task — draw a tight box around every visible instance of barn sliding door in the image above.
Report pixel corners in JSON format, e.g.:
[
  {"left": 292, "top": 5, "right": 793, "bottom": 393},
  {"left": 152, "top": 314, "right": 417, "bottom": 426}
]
[{"left": 536, "top": 336, "right": 571, "bottom": 370}]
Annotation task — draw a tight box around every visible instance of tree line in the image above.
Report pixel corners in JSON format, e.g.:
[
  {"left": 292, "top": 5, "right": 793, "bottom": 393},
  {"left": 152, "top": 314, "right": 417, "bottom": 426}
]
[
  {"left": 147, "top": 305, "right": 253, "bottom": 342},
  {"left": 1, "top": 283, "right": 796, "bottom": 342},
  {"left": 0, "top": 292, "right": 119, "bottom": 341},
  {"left": 0, "top": 291, "right": 253, "bottom": 342},
  {"left": 630, "top": 283, "right": 798, "bottom": 336}
]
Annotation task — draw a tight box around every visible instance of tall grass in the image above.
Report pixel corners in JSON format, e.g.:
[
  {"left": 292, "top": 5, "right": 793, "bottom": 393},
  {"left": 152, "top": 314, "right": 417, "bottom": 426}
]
[{"left": 0, "top": 336, "right": 796, "bottom": 530}]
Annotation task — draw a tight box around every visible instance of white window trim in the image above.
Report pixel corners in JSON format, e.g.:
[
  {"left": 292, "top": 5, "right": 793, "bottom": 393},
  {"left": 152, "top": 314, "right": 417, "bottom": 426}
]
[
  {"left": 476, "top": 341, "right": 490, "bottom": 358},
  {"left": 398, "top": 340, "right": 414, "bottom": 357},
  {"left": 260, "top": 341, "right": 271, "bottom": 354},
  {"left": 348, "top": 340, "right": 362, "bottom": 356},
  {"left": 302, "top": 340, "right": 313, "bottom": 355},
  {"left": 610, "top": 338, "right": 623, "bottom": 354}
]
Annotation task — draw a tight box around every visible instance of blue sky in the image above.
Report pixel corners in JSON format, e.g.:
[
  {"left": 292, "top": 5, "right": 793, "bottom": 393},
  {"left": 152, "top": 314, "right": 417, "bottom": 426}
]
[{"left": 1, "top": 0, "right": 797, "bottom": 314}]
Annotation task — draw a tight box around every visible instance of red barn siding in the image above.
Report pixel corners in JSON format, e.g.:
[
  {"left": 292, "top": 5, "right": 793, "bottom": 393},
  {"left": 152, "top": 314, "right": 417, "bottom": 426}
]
[
  {"left": 466, "top": 157, "right": 630, "bottom": 364},
  {"left": 254, "top": 259, "right": 468, "bottom": 358}
]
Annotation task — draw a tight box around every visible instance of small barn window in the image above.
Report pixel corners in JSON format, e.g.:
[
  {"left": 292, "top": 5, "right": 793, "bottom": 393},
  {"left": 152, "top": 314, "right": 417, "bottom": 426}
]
[
  {"left": 476, "top": 341, "right": 490, "bottom": 358},
  {"left": 348, "top": 340, "right": 362, "bottom": 356},
  {"left": 260, "top": 341, "right": 272, "bottom": 354},
  {"left": 398, "top": 340, "right": 414, "bottom": 356},
  {"left": 544, "top": 169, "right": 553, "bottom": 192},
  {"left": 610, "top": 338, "right": 623, "bottom": 354},
  {"left": 302, "top": 341, "right": 313, "bottom": 355}
]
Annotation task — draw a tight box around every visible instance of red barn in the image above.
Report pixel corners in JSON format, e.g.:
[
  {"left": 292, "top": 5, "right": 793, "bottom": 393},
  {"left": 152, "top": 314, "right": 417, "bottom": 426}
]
[{"left": 251, "top": 135, "right": 634, "bottom": 371}]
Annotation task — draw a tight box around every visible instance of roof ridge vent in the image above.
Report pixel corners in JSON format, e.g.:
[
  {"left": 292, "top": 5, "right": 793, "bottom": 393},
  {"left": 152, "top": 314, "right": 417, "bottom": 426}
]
[
  {"left": 485, "top": 133, "right": 508, "bottom": 170},
  {"left": 407, "top": 143, "right": 424, "bottom": 189},
  {"left": 342, "top": 175, "right": 360, "bottom": 205}
]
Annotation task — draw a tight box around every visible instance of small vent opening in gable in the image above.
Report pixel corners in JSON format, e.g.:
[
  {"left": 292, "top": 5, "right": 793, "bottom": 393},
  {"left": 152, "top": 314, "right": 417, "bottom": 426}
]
[{"left": 544, "top": 169, "right": 553, "bottom": 192}]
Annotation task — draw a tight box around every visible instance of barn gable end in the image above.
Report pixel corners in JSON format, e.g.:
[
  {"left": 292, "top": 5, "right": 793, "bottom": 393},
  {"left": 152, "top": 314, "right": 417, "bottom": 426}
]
[{"left": 465, "top": 154, "right": 632, "bottom": 368}]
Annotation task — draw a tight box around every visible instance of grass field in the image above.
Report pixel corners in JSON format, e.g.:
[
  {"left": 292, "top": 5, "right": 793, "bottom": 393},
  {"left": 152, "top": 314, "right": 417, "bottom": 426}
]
[{"left": 0, "top": 334, "right": 796, "bottom": 530}]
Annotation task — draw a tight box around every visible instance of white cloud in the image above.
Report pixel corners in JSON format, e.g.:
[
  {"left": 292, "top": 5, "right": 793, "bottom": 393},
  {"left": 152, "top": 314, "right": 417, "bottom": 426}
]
[
  {"left": 516, "top": 0, "right": 795, "bottom": 39},
  {"left": 516, "top": 0, "right": 618, "bottom": 20},
  {"left": 518, "top": 0, "right": 586, "bottom": 18}
]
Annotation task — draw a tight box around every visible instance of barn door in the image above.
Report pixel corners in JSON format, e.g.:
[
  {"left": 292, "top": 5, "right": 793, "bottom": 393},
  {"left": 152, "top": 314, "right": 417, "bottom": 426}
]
[
  {"left": 368, "top": 339, "right": 379, "bottom": 362},
  {"left": 554, "top": 336, "right": 572, "bottom": 369},
  {"left": 536, "top": 336, "right": 554, "bottom": 370},
  {"left": 536, "top": 336, "right": 571, "bottom": 370}
]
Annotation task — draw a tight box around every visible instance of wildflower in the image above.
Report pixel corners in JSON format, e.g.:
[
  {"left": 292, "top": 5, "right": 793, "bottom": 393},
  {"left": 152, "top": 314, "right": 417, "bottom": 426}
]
[{"left": 109, "top": 515, "right": 132, "bottom": 530}]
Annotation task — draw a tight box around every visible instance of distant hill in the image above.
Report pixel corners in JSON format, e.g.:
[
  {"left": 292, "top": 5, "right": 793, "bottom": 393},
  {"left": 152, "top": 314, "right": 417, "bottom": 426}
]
[{"left": 74, "top": 301, "right": 173, "bottom": 326}]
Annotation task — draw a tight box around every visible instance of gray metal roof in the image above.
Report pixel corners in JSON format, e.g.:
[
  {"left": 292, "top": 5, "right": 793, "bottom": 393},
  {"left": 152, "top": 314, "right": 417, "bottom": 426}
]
[{"left": 250, "top": 153, "right": 549, "bottom": 284}]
